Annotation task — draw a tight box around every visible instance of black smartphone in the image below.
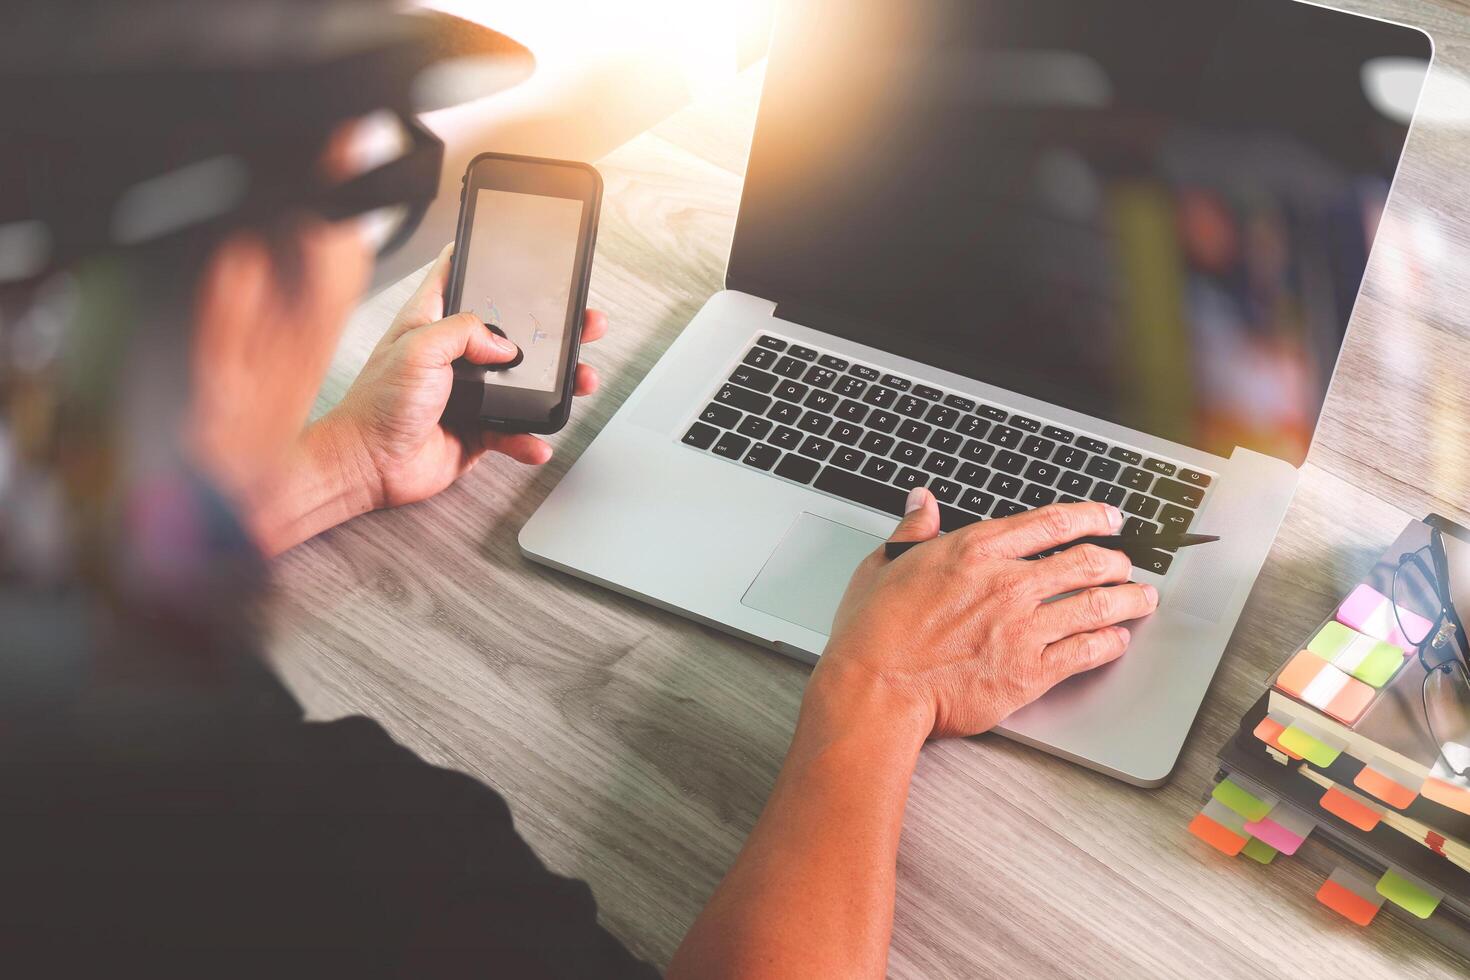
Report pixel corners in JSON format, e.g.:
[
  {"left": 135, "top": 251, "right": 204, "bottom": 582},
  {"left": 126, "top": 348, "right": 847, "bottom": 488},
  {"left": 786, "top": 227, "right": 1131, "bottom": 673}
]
[{"left": 442, "top": 153, "right": 602, "bottom": 433}]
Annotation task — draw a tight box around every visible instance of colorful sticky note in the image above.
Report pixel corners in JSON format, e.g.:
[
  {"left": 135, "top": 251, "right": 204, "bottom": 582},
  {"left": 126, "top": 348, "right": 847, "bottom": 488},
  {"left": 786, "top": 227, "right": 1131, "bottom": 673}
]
[
  {"left": 1422, "top": 778, "right": 1470, "bottom": 817},
  {"left": 1307, "top": 621, "right": 1405, "bottom": 687},
  {"left": 1320, "top": 786, "right": 1383, "bottom": 832},
  {"left": 1253, "top": 715, "right": 1304, "bottom": 760},
  {"left": 1278, "top": 725, "right": 1342, "bottom": 768},
  {"left": 1354, "top": 766, "right": 1418, "bottom": 810},
  {"left": 1337, "top": 584, "right": 1433, "bottom": 653},
  {"left": 1212, "top": 779, "right": 1274, "bottom": 822},
  {"left": 1189, "top": 812, "right": 1247, "bottom": 857},
  {"left": 1241, "top": 837, "right": 1277, "bottom": 864},
  {"left": 1377, "top": 869, "right": 1442, "bottom": 919},
  {"left": 1275, "top": 650, "right": 1331, "bottom": 698},
  {"left": 1244, "top": 806, "right": 1315, "bottom": 855},
  {"left": 1318, "top": 867, "right": 1385, "bottom": 926},
  {"left": 1273, "top": 652, "right": 1376, "bottom": 724}
]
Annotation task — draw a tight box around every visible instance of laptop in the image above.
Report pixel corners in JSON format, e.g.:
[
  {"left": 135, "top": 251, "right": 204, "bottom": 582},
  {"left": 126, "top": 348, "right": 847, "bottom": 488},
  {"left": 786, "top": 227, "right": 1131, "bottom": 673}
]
[{"left": 521, "top": 0, "right": 1432, "bottom": 785}]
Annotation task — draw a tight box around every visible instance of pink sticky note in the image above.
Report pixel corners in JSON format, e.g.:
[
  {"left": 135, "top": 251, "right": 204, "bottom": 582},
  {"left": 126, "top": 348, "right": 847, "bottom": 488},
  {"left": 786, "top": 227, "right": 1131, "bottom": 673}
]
[
  {"left": 1337, "top": 584, "right": 1433, "bottom": 653},
  {"left": 1244, "top": 816, "right": 1308, "bottom": 855}
]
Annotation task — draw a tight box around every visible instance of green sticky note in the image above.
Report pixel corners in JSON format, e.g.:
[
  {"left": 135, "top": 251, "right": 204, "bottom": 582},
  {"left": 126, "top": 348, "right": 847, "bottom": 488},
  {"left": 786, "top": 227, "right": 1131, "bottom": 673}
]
[
  {"left": 1308, "top": 621, "right": 1355, "bottom": 658},
  {"left": 1279, "top": 726, "right": 1342, "bottom": 768},
  {"left": 1242, "top": 838, "right": 1278, "bottom": 865},
  {"left": 1377, "top": 870, "right": 1441, "bottom": 919},
  {"left": 1351, "top": 645, "right": 1403, "bottom": 688},
  {"left": 1212, "top": 779, "right": 1272, "bottom": 822}
]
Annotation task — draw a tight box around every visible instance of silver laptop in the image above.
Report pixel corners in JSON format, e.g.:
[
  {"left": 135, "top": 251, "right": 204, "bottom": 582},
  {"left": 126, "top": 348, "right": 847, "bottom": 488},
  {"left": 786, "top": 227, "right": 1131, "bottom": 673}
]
[{"left": 521, "top": 0, "right": 1431, "bottom": 785}]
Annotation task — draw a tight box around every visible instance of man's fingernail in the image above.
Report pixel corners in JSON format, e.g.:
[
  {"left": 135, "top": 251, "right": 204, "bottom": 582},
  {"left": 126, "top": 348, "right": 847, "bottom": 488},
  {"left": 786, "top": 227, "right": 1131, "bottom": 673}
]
[
  {"left": 1106, "top": 505, "right": 1124, "bottom": 531},
  {"left": 488, "top": 330, "right": 517, "bottom": 353},
  {"left": 1143, "top": 584, "right": 1159, "bottom": 604},
  {"left": 1115, "top": 626, "right": 1131, "bottom": 644},
  {"left": 905, "top": 487, "right": 927, "bottom": 514}
]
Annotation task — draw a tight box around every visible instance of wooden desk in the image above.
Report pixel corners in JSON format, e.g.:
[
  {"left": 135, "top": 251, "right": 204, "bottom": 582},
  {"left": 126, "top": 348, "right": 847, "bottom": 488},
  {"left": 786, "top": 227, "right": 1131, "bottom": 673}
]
[{"left": 267, "top": 3, "right": 1470, "bottom": 973}]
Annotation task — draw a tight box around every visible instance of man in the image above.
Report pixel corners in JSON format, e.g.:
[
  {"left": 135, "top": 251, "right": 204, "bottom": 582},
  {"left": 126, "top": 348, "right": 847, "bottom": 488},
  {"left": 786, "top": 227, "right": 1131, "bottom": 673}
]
[{"left": 0, "top": 1, "right": 1155, "bottom": 975}]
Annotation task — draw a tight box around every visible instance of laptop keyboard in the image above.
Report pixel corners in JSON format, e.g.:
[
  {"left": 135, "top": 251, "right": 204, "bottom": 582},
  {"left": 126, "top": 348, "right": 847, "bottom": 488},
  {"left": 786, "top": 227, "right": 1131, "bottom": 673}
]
[{"left": 680, "top": 334, "right": 1214, "bottom": 575}]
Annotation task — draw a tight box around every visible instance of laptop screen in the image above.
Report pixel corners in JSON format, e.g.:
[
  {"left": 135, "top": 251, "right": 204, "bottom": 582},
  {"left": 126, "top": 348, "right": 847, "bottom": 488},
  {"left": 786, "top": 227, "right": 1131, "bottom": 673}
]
[{"left": 727, "top": 0, "right": 1431, "bottom": 466}]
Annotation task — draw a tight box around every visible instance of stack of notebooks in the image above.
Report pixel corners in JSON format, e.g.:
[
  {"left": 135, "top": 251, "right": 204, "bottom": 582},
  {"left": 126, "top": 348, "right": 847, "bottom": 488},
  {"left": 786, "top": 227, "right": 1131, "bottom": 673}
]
[{"left": 1191, "top": 515, "right": 1470, "bottom": 953}]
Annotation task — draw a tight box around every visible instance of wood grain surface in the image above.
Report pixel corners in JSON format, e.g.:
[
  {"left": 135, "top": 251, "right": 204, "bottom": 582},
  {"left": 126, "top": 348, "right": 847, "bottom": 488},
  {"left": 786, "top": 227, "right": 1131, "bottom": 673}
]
[{"left": 264, "top": 4, "right": 1470, "bottom": 974}]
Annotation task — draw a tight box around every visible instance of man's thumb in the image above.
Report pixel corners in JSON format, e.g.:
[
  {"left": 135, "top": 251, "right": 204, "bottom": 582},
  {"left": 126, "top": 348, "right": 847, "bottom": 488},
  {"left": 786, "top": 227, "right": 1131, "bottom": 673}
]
[{"left": 890, "top": 487, "right": 940, "bottom": 545}]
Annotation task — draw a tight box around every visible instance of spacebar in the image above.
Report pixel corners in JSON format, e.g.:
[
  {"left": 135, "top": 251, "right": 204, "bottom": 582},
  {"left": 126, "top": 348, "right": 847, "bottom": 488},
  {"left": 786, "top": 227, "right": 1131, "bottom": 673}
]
[{"left": 813, "top": 467, "right": 907, "bottom": 517}]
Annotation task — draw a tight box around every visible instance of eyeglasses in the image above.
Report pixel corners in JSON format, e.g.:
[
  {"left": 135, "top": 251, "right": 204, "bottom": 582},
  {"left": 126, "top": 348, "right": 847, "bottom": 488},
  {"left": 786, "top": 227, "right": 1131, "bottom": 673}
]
[
  {"left": 314, "top": 112, "right": 443, "bottom": 258},
  {"left": 1393, "top": 528, "right": 1470, "bottom": 777}
]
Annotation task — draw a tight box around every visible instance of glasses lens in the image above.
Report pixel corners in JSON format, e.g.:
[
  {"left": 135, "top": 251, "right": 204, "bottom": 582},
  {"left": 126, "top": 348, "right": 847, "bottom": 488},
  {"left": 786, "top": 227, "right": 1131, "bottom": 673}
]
[
  {"left": 358, "top": 204, "right": 412, "bottom": 255},
  {"left": 1426, "top": 663, "right": 1470, "bottom": 775},
  {"left": 1394, "top": 552, "right": 1440, "bottom": 648}
]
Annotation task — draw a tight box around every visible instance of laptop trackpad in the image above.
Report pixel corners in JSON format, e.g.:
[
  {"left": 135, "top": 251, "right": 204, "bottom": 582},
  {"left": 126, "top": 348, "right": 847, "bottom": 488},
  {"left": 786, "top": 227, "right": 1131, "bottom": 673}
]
[{"left": 741, "top": 513, "right": 885, "bottom": 635}]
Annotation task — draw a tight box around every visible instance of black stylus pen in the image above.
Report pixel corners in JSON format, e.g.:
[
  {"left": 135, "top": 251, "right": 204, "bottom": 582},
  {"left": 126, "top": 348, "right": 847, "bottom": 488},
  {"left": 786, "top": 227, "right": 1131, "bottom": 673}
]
[{"left": 883, "top": 532, "right": 1220, "bottom": 561}]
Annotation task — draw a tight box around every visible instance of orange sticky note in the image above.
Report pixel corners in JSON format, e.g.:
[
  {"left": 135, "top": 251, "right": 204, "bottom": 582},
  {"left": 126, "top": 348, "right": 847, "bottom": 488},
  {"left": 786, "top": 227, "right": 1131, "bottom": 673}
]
[
  {"left": 1423, "top": 779, "right": 1470, "bottom": 817},
  {"left": 1323, "top": 677, "right": 1375, "bottom": 725},
  {"left": 1317, "top": 879, "right": 1381, "bottom": 926},
  {"left": 1276, "top": 650, "right": 1329, "bottom": 698},
  {"left": 1354, "top": 767, "right": 1417, "bottom": 810},
  {"left": 1320, "top": 787, "right": 1382, "bottom": 832},
  {"left": 1189, "top": 812, "right": 1247, "bottom": 856},
  {"left": 1253, "top": 716, "right": 1304, "bottom": 760}
]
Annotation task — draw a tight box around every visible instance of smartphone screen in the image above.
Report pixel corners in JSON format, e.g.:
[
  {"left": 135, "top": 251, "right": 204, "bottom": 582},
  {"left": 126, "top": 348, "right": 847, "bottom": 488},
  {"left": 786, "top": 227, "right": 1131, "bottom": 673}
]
[{"left": 459, "top": 188, "right": 585, "bottom": 392}]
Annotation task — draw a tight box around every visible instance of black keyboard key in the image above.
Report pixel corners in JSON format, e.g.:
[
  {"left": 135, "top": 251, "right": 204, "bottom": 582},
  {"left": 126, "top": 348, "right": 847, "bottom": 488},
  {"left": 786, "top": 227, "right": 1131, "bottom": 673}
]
[
  {"left": 1076, "top": 436, "right": 1108, "bottom": 454},
  {"left": 860, "top": 432, "right": 895, "bottom": 455},
  {"left": 742, "top": 443, "right": 780, "bottom": 471},
  {"left": 849, "top": 364, "right": 881, "bottom": 381},
  {"left": 923, "top": 452, "right": 958, "bottom": 476},
  {"left": 992, "top": 500, "right": 1026, "bottom": 518},
  {"left": 756, "top": 335, "right": 787, "bottom": 351},
  {"left": 895, "top": 395, "right": 927, "bottom": 418},
  {"left": 896, "top": 419, "right": 931, "bottom": 442},
  {"left": 925, "top": 406, "right": 959, "bottom": 428},
  {"left": 1158, "top": 503, "right": 1193, "bottom": 532},
  {"left": 1119, "top": 466, "right": 1153, "bottom": 492},
  {"left": 881, "top": 374, "right": 912, "bottom": 391},
  {"left": 799, "top": 436, "right": 835, "bottom": 461},
  {"left": 988, "top": 425, "right": 1023, "bottom": 449},
  {"left": 866, "top": 410, "right": 899, "bottom": 433},
  {"left": 1089, "top": 482, "right": 1126, "bottom": 506},
  {"left": 862, "top": 385, "right": 898, "bottom": 408},
  {"left": 1109, "top": 446, "right": 1142, "bottom": 465},
  {"left": 712, "top": 432, "right": 749, "bottom": 460},
  {"left": 1024, "top": 460, "right": 1060, "bottom": 486},
  {"left": 1057, "top": 471, "right": 1092, "bottom": 496},
  {"left": 978, "top": 405, "right": 1009, "bottom": 422},
  {"left": 773, "top": 379, "right": 808, "bottom": 403},
  {"left": 814, "top": 467, "right": 906, "bottom": 516},
  {"left": 960, "top": 439, "right": 994, "bottom": 464},
  {"left": 1144, "top": 458, "right": 1176, "bottom": 476},
  {"left": 957, "top": 462, "right": 990, "bottom": 486},
  {"left": 818, "top": 354, "right": 849, "bottom": 371},
  {"left": 929, "top": 478, "right": 961, "bottom": 503},
  {"left": 957, "top": 415, "right": 990, "bottom": 438},
  {"left": 701, "top": 402, "right": 741, "bottom": 428},
  {"left": 1178, "top": 468, "right": 1212, "bottom": 488},
  {"left": 939, "top": 504, "right": 983, "bottom": 532},
  {"left": 832, "top": 447, "right": 866, "bottom": 471},
  {"left": 913, "top": 384, "right": 943, "bottom": 401},
  {"left": 891, "top": 441, "right": 926, "bottom": 466},
  {"left": 1153, "top": 477, "right": 1205, "bottom": 508},
  {"left": 768, "top": 401, "right": 802, "bottom": 426},
  {"left": 834, "top": 376, "right": 868, "bottom": 399},
  {"left": 830, "top": 422, "right": 862, "bottom": 445},
  {"left": 788, "top": 344, "right": 819, "bottom": 361},
  {"left": 894, "top": 467, "right": 928, "bottom": 490},
  {"left": 773, "top": 355, "right": 807, "bottom": 379},
  {"left": 1135, "top": 550, "right": 1173, "bottom": 575},
  {"left": 770, "top": 425, "right": 802, "bottom": 449},
  {"left": 994, "top": 450, "right": 1027, "bottom": 475},
  {"left": 861, "top": 457, "right": 898, "bottom": 482},
  {"left": 988, "top": 473, "right": 1023, "bottom": 499},
  {"left": 737, "top": 416, "right": 773, "bottom": 439},
  {"left": 1008, "top": 415, "right": 1041, "bottom": 432},
  {"left": 958, "top": 487, "right": 995, "bottom": 515},
  {"left": 1085, "top": 456, "right": 1121, "bottom": 481},
  {"left": 1123, "top": 493, "right": 1160, "bottom": 519},
  {"left": 1042, "top": 425, "right": 1074, "bottom": 443},
  {"left": 683, "top": 421, "right": 719, "bottom": 449},
  {"left": 836, "top": 399, "right": 869, "bottom": 423},
  {"left": 804, "top": 390, "right": 839, "bottom": 413},
  {"left": 1058, "top": 495, "right": 1083, "bottom": 504},
  {"left": 715, "top": 383, "right": 771, "bottom": 414},
  {"left": 775, "top": 453, "right": 820, "bottom": 484},
  {"left": 1020, "top": 435, "right": 1055, "bottom": 459},
  {"left": 1021, "top": 484, "right": 1056, "bottom": 508},
  {"left": 1123, "top": 517, "right": 1161, "bottom": 538},
  {"left": 797, "top": 411, "right": 832, "bottom": 435},
  {"left": 804, "top": 366, "right": 839, "bottom": 389},
  {"left": 928, "top": 430, "right": 962, "bottom": 453},
  {"left": 1053, "top": 445, "right": 1088, "bottom": 470},
  {"left": 742, "top": 347, "right": 778, "bottom": 370},
  {"left": 944, "top": 394, "right": 977, "bottom": 412}
]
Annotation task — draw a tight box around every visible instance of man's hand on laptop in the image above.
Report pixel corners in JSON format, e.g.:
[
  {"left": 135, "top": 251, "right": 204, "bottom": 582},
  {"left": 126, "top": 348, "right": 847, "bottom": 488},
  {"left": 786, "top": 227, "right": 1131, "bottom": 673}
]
[{"left": 814, "top": 495, "right": 1158, "bottom": 741}]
